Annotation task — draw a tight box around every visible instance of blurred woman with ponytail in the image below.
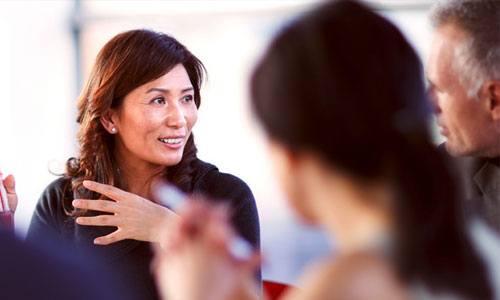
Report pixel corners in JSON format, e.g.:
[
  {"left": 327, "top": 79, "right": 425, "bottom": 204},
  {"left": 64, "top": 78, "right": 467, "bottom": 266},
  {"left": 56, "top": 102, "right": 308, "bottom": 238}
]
[
  {"left": 26, "top": 29, "right": 260, "bottom": 300},
  {"left": 154, "top": 1, "right": 494, "bottom": 299}
]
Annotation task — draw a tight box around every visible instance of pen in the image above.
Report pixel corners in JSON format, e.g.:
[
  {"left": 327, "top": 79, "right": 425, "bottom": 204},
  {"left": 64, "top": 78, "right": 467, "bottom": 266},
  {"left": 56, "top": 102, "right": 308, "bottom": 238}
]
[{"left": 154, "top": 183, "right": 253, "bottom": 261}]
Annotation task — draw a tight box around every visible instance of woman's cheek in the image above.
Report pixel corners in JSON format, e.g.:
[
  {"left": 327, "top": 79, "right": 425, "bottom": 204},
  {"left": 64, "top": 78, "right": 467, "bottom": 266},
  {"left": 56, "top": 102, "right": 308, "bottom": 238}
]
[{"left": 186, "top": 107, "right": 198, "bottom": 130}]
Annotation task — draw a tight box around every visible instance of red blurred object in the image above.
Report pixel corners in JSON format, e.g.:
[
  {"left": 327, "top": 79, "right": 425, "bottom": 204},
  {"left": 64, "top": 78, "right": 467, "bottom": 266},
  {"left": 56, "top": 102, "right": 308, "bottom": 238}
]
[
  {"left": 263, "top": 280, "right": 292, "bottom": 300},
  {"left": 0, "top": 169, "right": 13, "bottom": 232},
  {"left": 0, "top": 211, "right": 13, "bottom": 231}
]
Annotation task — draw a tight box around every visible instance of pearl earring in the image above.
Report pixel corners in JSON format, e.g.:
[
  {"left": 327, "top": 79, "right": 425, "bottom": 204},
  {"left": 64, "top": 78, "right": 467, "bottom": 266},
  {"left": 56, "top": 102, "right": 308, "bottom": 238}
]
[{"left": 111, "top": 128, "right": 116, "bottom": 133}]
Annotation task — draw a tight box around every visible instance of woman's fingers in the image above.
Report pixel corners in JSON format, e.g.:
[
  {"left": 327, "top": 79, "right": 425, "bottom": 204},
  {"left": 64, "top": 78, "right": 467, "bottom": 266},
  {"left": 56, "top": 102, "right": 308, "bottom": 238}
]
[
  {"left": 179, "top": 200, "right": 256, "bottom": 263},
  {"left": 205, "top": 209, "right": 257, "bottom": 263},
  {"left": 152, "top": 200, "right": 259, "bottom": 300},
  {"left": 83, "top": 180, "right": 131, "bottom": 203},
  {"left": 178, "top": 200, "right": 211, "bottom": 238},
  {"left": 3, "top": 174, "right": 17, "bottom": 214},
  {"left": 94, "top": 229, "right": 125, "bottom": 245},
  {"left": 156, "top": 200, "right": 227, "bottom": 253},
  {"left": 72, "top": 199, "right": 119, "bottom": 214},
  {"left": 76, "top": 214, "right": 121, "bottom": 227},
  {"left": 73, "top": 185, "right": 174, "bottom": 244},
  {"left": 237, "top": 248, "right": 262, "bottom": 273}
]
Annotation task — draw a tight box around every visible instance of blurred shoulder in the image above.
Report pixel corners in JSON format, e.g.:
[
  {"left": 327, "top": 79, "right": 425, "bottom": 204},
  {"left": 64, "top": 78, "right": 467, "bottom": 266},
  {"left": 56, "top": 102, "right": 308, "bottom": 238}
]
[{"left": 284, "top": 252, "right": 408, "bottom": 300}]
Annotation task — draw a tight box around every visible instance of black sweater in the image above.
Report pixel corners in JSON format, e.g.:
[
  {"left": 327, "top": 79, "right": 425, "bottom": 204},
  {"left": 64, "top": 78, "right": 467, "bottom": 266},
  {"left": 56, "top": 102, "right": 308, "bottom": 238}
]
[{"left": 26, "top": 159, "right": 260, "bottom": 300}]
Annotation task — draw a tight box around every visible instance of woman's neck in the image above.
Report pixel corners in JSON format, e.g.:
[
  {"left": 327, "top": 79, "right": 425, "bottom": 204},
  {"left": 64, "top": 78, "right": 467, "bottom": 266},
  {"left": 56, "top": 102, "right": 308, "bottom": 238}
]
[
  {"left": 309, "top": 170, "right": 393, "bottom": 255},
  {"left": 114, "top": 153, "right": 165, "bottom": 199}
]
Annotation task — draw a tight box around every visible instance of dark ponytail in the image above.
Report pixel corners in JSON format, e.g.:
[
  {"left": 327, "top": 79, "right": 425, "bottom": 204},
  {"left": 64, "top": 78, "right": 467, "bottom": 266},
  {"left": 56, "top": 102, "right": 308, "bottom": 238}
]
[{"left": 389, "top": 133, "right": 491, "bottom": 299}]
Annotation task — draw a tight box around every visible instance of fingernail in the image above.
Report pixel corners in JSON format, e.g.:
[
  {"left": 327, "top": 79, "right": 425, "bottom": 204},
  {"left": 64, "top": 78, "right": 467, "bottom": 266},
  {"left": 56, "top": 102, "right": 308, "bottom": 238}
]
[
  {"left": 83, "top": 180, "right": 92, "bottom": 187},
  {"left": 72, "top": 200, "right": 80, "bottom": 206},
  {"left": 94, "top": 239, "right": 103, "bottom": 245},
  {"left": 76, "top": 218, "right": 82, "bottom": 224}
]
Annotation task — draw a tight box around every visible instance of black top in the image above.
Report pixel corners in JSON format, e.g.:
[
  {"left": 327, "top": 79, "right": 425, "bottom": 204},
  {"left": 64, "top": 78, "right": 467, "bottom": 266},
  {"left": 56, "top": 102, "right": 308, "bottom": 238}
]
[{"left": 26, "top": 158, "right": 260, "bottom": 300}]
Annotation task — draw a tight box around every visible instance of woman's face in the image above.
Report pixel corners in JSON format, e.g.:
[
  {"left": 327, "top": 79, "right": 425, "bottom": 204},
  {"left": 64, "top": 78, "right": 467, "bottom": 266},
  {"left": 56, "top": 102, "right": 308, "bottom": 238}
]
[{"left": 110, "top": 64, "right": 198, "bottom": 170}]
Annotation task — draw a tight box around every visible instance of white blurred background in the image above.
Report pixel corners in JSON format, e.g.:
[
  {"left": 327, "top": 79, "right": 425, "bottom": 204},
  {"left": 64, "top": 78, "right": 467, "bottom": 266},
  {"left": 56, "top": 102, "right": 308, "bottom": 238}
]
[{"left": 0, "top": 0, "right": 439, "bottom": 285}]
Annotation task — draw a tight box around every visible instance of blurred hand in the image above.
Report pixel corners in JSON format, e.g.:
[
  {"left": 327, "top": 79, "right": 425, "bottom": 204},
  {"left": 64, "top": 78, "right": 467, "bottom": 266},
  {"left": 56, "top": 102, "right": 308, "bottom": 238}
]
[
  {"left": 72, "top": 180, "right": 179, "bottom": 245},
  {"left": 3, "top": 174, "right": 18, "bottom": 214},
  {"left": 152, "top": 200, "right": 260, "bottom": 300}
]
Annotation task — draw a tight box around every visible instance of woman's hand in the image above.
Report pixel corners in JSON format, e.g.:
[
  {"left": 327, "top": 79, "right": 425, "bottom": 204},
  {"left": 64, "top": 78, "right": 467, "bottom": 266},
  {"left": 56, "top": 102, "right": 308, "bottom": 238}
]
[
  {"left": 3, "top": 174, "right": 18, "bottom": 214},
  {"left": 72, "top": 180, "right": 179, "bottom": 245},
  {"left": 152, "top": 200, "right": 260, "bottom": 300}
]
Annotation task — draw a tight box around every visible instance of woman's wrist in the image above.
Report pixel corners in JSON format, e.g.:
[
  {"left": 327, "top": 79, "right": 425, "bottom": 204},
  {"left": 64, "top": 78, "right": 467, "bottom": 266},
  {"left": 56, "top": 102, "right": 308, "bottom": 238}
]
[{"left": 153, "top": 205, "right": 180, "bottom": 246}]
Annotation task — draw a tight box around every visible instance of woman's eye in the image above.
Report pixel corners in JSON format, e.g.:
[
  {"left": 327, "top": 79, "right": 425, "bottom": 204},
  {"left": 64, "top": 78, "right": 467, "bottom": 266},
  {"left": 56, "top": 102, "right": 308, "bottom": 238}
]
[
  {"left": 182, "top": 95, "right": 194, "bottom": 103},
  {"left": 152, "top": 97, "right": 165, "bottom": 105}
]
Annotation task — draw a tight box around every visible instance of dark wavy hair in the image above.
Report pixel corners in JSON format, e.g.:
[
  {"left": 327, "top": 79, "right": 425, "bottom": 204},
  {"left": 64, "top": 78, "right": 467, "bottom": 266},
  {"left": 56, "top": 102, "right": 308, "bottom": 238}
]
[
  {"left": 251, "top": 1, "right": 491, "bottom": 299},
  {"left": 65, "top": 29, "right": 205, "bottom": 214}
]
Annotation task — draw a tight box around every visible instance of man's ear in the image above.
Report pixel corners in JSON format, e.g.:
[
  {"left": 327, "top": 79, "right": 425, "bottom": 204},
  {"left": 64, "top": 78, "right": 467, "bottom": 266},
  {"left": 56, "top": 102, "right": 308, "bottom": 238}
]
[
  {"left": 484, "top": 80, "right": 500, "bottom": 120},
  {"left": 100, "top": 110, "right": 118, "bottom": 134}
]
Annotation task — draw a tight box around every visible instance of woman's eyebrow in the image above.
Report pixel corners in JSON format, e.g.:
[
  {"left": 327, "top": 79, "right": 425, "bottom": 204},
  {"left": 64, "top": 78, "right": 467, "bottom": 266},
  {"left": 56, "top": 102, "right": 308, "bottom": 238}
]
[{"left": 146, "top": 87, "right": 194, "bottom": 94}]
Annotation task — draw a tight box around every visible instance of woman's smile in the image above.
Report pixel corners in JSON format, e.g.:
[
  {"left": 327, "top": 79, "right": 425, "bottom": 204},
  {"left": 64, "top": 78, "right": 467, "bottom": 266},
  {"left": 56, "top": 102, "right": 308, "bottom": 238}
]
[
  {"left": 158, "top": 136, "right": 185, "bottom": 149},
  {"left": 109, "top": 64, "right": 198, "bottom": 169}
]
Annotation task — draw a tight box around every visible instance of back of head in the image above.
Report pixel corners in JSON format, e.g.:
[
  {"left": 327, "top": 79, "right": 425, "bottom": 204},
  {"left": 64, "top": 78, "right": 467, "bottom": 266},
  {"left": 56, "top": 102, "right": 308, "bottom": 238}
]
[
  {"left": 430, "top": 0, "right": 500, "bottom": 98},
  {"left": 251, "top": 0, "right": 429, "bottom": 177},
  {"left": 251, "top": 0, "right": 492, "bottom": 298}
]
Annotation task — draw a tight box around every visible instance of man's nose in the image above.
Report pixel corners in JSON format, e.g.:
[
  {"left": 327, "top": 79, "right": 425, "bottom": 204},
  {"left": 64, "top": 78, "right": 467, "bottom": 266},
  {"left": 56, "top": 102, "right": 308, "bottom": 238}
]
[
  {"left": 427, "top": 90, "right": 441, "bottom": 114},
  {"left": 166, "top": 104, "right": 187, "bottom": 128},
  {"left": 432, "top": 102, "right": 442, "bottom": 114},
  {"left": 431, "top": 98, "right": 442, "bottom": 114}
]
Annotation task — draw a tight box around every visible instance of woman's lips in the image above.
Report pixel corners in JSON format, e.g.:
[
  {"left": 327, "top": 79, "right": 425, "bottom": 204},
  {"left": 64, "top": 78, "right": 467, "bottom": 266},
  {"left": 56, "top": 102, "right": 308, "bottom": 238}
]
[{"left": 158, "top": 137, "right": 184, "bottom": 149}]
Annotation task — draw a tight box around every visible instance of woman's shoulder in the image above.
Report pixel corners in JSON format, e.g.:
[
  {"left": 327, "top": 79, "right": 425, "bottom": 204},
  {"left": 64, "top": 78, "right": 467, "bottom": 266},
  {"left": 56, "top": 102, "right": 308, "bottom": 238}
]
[
  {"left": 27, "top": 176, "right": 74, "bottom": 241},
  {"left": 285, "top": 253, "right": 408, "bottom": 300},
  {"left": 41, "top": 176, "right": 73, "bottom": 198},
  {"left": 191, "top": 158, "right": 253, "bottom": 200},
  {"left": 191, "top": 158, "right": 260, "bottom": 250},
  {"left": 37, "top": 176, "right": 74, "bottom": 211}
]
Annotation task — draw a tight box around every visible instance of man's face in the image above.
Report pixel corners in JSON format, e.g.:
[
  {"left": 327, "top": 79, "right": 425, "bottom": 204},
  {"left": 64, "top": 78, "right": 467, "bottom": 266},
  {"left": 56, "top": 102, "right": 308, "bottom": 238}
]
[{"left": 426, "top": 23, "right": 494, "bottom": 157}]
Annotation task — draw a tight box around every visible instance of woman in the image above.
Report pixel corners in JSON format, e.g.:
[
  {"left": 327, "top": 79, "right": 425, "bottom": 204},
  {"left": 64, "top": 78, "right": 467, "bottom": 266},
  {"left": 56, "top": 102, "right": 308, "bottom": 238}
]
[
  {"left": 154, "top": 1, "right": 494, "bottom": 299},
  {"left": 26, "top": 29, "right": 260, "bottom": 300}
]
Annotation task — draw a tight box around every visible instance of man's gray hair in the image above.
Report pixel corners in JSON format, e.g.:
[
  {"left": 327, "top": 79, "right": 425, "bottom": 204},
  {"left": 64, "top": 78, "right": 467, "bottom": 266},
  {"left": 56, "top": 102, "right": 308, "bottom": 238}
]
[{"left": 430, "top": 0, "right": 500, "bottom": 99}]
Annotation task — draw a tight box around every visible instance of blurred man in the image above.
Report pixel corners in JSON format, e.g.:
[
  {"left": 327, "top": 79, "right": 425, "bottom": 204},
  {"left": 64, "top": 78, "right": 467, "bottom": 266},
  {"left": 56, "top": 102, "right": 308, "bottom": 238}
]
[{"left": 426, "top": 0, "right": 500, "bottom": 233}]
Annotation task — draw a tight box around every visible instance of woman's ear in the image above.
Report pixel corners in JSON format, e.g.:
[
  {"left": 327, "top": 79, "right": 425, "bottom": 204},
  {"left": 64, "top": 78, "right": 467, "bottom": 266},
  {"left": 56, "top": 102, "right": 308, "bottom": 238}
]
[
  {"left": 100, "top": 110, "right": 118, "bottom": 134},
  {"left": 267, "top": 140, "right": 296, "bottom": 187},
  {"left": 267, "top": 139, "right": 318, "bottom": 224}
]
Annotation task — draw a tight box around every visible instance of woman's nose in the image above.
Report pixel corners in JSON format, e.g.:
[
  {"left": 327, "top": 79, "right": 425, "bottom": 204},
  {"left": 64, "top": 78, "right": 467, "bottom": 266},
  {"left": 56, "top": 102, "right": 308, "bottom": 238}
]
[{"left": 166, "top": 105, "right": 187, "bottom": 128}]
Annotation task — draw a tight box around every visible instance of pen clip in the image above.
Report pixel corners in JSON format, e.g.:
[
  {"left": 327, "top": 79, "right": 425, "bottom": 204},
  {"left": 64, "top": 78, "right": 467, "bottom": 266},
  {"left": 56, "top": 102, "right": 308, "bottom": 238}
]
[{"left": 154, "top": 183, "right": 187, "bottom": 212}]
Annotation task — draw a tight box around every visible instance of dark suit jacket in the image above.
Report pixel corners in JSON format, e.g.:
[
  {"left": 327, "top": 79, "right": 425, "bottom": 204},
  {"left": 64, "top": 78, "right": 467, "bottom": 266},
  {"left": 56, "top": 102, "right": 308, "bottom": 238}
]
[{"left": 440, "top": 144, "right": 500, "bottom": 234}]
